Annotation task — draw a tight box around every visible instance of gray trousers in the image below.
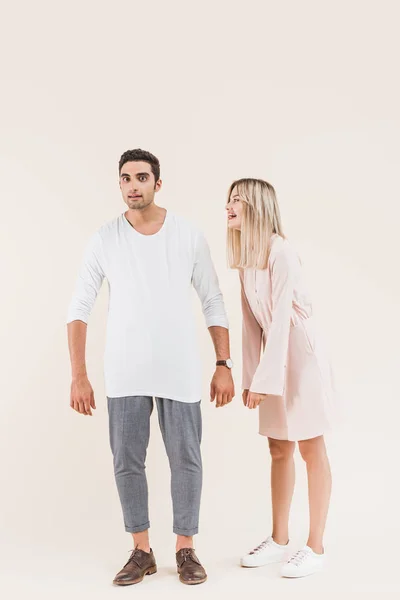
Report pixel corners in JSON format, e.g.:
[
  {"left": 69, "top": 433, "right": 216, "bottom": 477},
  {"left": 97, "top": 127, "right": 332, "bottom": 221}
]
[{"left": 107, "top": 396, "right": 202, "bottom": 536}]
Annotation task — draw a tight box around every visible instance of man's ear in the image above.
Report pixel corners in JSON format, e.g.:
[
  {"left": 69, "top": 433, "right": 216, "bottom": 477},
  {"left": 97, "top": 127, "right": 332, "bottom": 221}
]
[{"left": 155, "top": 179, "right": 163, "bottom": 192}]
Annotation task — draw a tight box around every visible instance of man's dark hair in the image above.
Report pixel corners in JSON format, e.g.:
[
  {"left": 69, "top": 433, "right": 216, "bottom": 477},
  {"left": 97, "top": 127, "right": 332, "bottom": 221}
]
[{"left": 118, "top": 149, "right": 160, "bottom": 183}]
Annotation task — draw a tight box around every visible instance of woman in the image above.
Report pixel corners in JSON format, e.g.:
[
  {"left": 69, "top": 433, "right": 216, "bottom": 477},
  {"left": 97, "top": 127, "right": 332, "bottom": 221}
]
[{"left": 226, "top": 178, "right": 336, "bottom": 578}]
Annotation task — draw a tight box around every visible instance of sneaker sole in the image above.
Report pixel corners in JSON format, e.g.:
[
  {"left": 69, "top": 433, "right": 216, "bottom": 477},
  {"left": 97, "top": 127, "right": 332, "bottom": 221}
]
[
  {"left": 282, "top": 573, "right": 317, "bottom": 578},
  {"left": 113, "top": 565, "right": 157, "bottom": 585},
  {"left": 241, "top": 557, "right": 285, "bottom": 568}
]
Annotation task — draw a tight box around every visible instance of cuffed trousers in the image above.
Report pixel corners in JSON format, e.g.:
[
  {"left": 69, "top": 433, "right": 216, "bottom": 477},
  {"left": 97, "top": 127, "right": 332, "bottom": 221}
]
[{"left": 108, "top": 396, "right": 202, "bottom": 536}]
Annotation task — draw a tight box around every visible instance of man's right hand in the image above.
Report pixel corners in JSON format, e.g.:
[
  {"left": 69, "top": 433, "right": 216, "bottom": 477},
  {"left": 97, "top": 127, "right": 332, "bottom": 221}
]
[
  {"left": 242, "top": 389, "right": 249, "bottom": 407},
  {"left": 70, "top": 375, "right": 96, "bottom": 416}
]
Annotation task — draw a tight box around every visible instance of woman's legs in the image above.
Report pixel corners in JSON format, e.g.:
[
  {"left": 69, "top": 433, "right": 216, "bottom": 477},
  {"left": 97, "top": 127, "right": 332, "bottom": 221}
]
[
  {"left": 298, "top": 435, "right": 331, "bottom": 554},
  {"left": 268, "top": 438, "right": 296, "bottom": 545}
]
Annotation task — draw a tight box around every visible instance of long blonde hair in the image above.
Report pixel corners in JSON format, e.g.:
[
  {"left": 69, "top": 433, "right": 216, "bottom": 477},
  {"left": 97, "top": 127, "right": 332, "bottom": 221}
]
[{"left": 227, "top": 178, "right": 285, "bottom": 269}]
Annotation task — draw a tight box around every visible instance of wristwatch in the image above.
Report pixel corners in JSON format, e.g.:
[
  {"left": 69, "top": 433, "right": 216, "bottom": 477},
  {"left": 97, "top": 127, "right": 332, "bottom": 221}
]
[{"left": 216, "top": 359, "right": 233, "bottom": 369}]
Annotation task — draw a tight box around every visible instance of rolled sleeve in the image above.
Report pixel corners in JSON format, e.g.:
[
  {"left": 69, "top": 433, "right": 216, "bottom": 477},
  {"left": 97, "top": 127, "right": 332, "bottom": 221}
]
[
  {"left": 67, "top": 232, "right": 105, "bottom": 324},
  {"left": 191, "top": 231, "right": 228, "bottom": 329}
]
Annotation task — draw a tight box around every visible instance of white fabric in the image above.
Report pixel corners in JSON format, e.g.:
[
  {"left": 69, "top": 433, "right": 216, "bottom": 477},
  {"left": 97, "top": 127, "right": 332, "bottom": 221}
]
[{"left": 67, "top": 212, "right": 228, "bottom": 402}]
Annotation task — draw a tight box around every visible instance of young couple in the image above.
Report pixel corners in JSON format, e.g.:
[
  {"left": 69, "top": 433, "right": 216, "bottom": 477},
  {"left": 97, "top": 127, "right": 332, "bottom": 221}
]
[{"left": 67, "top": 148, "right": 336, "bottom": 585}]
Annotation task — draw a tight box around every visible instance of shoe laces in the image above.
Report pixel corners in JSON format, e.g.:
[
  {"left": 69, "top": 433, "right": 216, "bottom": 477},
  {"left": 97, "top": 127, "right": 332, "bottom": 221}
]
[
  {"left": 250, "top": 537, "right": 273, "bottom": 555},
  {"left": 124, "top": 547, "right": 143, "bottom": 568},
  {"left": 181, "top": 548, "right": 194, "bottom": 562},
  {"left": 288, "top": 548, "right": 311, "bottom": 566}
]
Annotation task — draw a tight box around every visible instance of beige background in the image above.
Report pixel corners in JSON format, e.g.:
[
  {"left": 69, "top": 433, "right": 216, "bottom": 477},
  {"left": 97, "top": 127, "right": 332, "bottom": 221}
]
[{"left": 1, "top": 1, "right": 399, "bottom": 598}]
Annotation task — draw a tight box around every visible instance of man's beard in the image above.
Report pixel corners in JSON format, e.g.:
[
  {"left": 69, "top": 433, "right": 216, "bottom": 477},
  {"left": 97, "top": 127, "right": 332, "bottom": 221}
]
[{"left": 127, "top": 197, "right": 152, "bottom": 210}]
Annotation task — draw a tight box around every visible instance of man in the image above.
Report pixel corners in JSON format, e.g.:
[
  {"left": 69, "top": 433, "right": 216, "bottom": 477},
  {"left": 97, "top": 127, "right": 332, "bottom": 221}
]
[{"left": 67, "top": 149, "right": 235, "bottom": 586}]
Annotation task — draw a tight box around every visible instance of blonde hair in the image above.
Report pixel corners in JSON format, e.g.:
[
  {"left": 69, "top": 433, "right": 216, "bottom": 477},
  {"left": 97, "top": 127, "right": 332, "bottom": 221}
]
[{"left": 227, "top": 178, "right": 285, "bottom": 269}]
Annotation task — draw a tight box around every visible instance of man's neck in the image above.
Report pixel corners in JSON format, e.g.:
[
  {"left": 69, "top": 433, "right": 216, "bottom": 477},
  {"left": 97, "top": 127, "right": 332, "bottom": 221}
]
[{"left": 124, "top": 204, "right": 167, "bottom": 235}]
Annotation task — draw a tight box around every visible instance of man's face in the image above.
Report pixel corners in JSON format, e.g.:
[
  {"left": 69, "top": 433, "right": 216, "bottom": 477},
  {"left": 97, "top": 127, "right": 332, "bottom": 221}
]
[{"left": 119, "top": 161, "right": 162, "bottom": 210}]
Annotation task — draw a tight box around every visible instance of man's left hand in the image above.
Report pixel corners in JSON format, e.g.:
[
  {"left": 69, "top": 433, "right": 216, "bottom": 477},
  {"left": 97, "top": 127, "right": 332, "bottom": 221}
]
[{"left": 210, "top": 368, "right": 235, "bottom": 408}]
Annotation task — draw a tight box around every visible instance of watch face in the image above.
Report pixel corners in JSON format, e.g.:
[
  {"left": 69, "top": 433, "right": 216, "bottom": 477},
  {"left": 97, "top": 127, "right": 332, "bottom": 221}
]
[{"left": 226, "top": 358, "right": 233, "bottom": 369}]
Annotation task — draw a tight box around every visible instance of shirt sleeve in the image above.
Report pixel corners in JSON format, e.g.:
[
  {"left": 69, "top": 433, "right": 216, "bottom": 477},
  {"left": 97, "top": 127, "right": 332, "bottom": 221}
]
[
  {"left": 239, "top": 270, "right": 263, "bottom": 390},
  {"left": 191, "top": 230, "right": 229, "bottom": 329},
  {"left": 66, "top": 232, "right": 105, "bottom": 324},
  {"left": 250, "top": 247, "right": 297, "bottom": 395}
]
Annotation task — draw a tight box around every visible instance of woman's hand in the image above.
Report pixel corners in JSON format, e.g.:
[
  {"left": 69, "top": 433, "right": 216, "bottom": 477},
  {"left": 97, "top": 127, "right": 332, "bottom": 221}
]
[{"left": 246, "top": 392, "right": 267, "bottom": 409}]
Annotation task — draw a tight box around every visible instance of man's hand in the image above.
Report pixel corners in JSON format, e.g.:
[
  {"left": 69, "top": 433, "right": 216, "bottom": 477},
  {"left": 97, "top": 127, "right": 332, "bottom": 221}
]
[
  {"left": 70, "top": 374, "right": 96, "bottom": 416},
  {"left": 246, "top": 392, "right": 267, "bottom": 409},
  {"left": 242, "top": 389, "right": 249, "bottom": 406},
  {"left": 210, "top": 367, "right": 235, "bottom": 408}
]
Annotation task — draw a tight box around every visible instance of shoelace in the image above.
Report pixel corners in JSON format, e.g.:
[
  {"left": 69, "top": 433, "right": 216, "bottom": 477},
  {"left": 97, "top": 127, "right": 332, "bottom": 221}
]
[
  {"left": 124, "top": 547, "right": 143, "bottom": 568},
  {"left": 250, "top": 538, "right": 273, "bottom": 555},
  {"left": 288, "top": 548, "right": 311, "bottom": 566},
  {"left": 181, "top": 548, "right": 194, "bottom": 562}
]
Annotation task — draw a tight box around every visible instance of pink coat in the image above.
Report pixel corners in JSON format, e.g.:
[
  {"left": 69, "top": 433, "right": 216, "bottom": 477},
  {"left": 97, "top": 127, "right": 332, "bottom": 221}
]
[{"left": 240, "top": 234, "right": 336, "bottom": 441}]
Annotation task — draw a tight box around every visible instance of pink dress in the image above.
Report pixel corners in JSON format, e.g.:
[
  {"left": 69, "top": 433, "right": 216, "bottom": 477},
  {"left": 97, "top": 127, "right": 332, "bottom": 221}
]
[{"left": 240, "top": 234, "right": 336, "bottom": 441}]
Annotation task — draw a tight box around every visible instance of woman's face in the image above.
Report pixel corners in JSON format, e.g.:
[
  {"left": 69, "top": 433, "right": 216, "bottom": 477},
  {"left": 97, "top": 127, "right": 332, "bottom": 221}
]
[{"left": 226, "top": 186, "right": 244, "bottom": 230}]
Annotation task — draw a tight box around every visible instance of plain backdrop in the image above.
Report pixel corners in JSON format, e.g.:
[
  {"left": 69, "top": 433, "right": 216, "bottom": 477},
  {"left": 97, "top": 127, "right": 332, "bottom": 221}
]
[{"left": 1, "top": 1, "right": 399, "bottom": 598}]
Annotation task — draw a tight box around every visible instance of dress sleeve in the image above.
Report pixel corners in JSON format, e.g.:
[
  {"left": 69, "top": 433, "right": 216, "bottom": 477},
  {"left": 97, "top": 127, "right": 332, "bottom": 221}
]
[
  {"left": 250, "top": 247, "right": 297, "bottom": 395},
  {"left": 240, "top": 270, "right": 263, "bottom": 390}
]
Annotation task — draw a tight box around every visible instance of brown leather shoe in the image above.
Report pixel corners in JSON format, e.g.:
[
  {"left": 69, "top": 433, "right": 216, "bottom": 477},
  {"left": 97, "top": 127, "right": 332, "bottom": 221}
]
[
  {"left": 176, "top": 548, "right": 207, "bottom": 585},
  {"left": 113, "top": 547, "right": 157, "bottom": 586}
]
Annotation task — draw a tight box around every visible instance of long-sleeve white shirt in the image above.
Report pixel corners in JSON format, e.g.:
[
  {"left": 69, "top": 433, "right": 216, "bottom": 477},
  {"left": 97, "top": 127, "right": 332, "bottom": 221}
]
[{"left": 67, "top": 211, "right": 229, "bottom": 402}]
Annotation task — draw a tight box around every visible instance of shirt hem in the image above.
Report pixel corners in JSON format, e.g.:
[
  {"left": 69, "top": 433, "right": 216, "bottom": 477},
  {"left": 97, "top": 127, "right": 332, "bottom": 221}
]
[{"left": 106, "top": 390, "right": 202, "bottom": 403}]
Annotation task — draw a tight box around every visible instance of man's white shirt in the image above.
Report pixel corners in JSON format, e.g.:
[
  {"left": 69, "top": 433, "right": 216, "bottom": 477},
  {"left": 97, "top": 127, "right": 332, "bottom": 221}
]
[{"left": 67, "top": 212, "right": 228, "bottom": 402}]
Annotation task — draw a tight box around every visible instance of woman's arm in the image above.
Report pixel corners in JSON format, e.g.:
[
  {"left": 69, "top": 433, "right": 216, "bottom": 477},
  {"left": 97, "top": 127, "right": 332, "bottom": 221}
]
[
  {"left": 249, "top": 247, "right": 297, "bottom": 396},
  {"left": 240, "top": 270, "right": 263, "bottom": 391}
]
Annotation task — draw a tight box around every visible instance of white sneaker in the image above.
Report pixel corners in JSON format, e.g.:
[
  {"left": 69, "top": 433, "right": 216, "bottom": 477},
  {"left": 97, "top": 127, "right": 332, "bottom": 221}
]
[
  {"left": 281, "top": 546, "right": 325, "bottom": 578},
  {"left": 240, "top": 536, "right": 288, "bottom": 567}
]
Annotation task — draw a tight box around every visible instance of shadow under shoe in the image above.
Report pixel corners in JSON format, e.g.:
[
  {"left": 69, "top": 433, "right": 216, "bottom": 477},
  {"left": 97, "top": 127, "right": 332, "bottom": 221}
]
[{"left": 113, "top": 547, "right": 157, "bottom": 586}]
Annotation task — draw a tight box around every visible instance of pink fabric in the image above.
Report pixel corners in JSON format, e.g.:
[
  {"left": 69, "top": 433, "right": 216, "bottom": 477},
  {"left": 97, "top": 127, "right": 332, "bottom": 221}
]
[{"left": 240, "top": 235, "right": 337, "bottom": 441}]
